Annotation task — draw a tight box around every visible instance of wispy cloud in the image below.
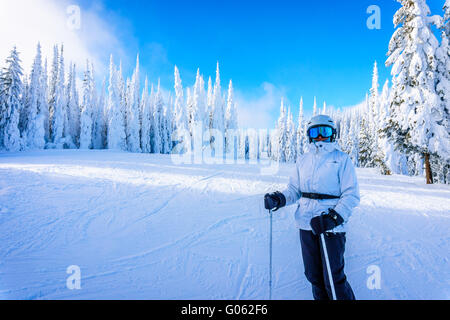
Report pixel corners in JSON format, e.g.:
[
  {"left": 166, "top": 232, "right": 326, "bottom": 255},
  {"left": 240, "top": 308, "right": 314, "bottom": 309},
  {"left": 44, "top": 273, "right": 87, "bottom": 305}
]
[
  {"left": 235, "top": 82, "right": 288, "bottom": 129},
  {"left": 0, "top": 0, "right": 131, "bottom": 77}
]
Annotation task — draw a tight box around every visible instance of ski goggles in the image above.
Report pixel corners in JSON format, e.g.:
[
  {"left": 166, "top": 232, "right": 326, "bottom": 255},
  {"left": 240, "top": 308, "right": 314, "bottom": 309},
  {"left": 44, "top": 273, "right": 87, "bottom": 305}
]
[{"left": 307, "top": 125, "right": 334, "bottom": 139}]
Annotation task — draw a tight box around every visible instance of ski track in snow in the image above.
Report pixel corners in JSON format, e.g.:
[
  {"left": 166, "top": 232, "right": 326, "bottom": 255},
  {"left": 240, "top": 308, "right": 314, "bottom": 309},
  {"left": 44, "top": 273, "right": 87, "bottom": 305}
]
[{"left": 0, "top": 150, "right": 449, "bottom": 300}]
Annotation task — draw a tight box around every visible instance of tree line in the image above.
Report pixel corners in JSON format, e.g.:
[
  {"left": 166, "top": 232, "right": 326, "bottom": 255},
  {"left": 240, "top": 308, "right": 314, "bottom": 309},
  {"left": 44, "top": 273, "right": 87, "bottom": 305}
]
[{"left": 0, "top": 45, "right": 239, "bottom": 157}]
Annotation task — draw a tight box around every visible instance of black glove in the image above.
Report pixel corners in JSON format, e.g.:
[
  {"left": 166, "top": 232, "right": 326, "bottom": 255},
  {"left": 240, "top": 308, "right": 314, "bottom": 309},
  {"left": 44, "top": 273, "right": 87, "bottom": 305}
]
[
  {"left": 264, "top": 191, "right": 286, "bottom": 211},
  {"left": 310, "top": 209, "right": 344, "bottom": 235}
]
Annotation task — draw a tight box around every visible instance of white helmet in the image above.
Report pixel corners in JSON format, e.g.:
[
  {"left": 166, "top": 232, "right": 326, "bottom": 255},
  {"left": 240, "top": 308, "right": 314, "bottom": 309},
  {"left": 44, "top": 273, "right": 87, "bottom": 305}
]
[{"left": 306, "top": 115, "right": 337, "bottom": 143}]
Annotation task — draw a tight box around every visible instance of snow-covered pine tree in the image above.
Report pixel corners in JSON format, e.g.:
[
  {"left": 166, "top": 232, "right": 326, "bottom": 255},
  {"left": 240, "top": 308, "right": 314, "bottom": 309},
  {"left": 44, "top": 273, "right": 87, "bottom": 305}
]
[
  {"left": 369, "top": 61, "right": 380, "bottom": 141},
  {"left": 59, "top": 46, "right": 69, "bottom": 148},
  {"left": 19, "top": 74, "right": 29, "bottom": 139},
  {"left": 173, "top": 66, "right": 188, "bottom": 153},
  {"left": 190, "top": 69, "right": 205, "bottom": 140},
  {"left": 258, "top": 129, "right": 270, "bottom": 160},
  {"left": 206, "top": 75, "right": 213, "bottom": 125},
  {"left": 119, "top": 62, "right": 128, "bottom": 150},
  {"left": 296, "top": 97, "right": 305, "bottom": 157},
  {"left": 322, "top": 101, "right": 327, "bottom": 115},
  {"left": 339, "top": 114, "right": 349, "bottom": 154},
  {"left": 301, "top": 120, "right": 309, "bottom": 154},
  {"left": 149, "top": 83, "right": 157, "bottom": 153},
  {"left": 153, "top": 80, "right": 164, "bottom": 154},
  {"left": 125, "top": 77, "right": 131, "bottom": 143},
  {"left": 348, "top": 111, "right": 360, "bottom": 166},
  {"left": 225, "top": 80, "right": 238, "bottom": 155},
  {"left": 247, "top": 128, "right": 258, "bottom": 161},
  {"left": 162, "top": 93, "right": 174, "bottom": 154},
  {"left": 432, "top": 0, "right": 450, "bottom": 183},
  {"left": 313, "top": 96, "right": 317, "bottom": 116},
  {"left": 186, "top": 87, "right": 194, "bottom": 149},
  {"left": 378, "top": 80, "right": 395, "bottom": 172},
  {"left": 211, "top": 62, "right": 225, "bottom": 155},
  {"left": 267, "top": 129, "right": 273, "bottom": 159},
  {"left": 285, "top": 107, "right": 296, "bottom": 162},
  {"left": 89, "top": 63, "right": 98, "bottom": 147},
  {"left": 238, "top": 129, "right": 247, "bottom": 160},
  {"left": 195, "top": 70, "right": 207, "bottom": 130},
  {"left": 384, "top": 0, "right": 448, "bottom": 184},
  {"left": 1, "top": 47, "right": 24, "bottom": 151},
  {"left": 25, "top": 43, "right": 46, "bottom": 149},
  {"left": 378, "top": 79, "right": 405, "bottom": 174},
  {"left": 198, "top": 70, "right": 207, "bottom": 122},
  {"left": 359, "top": 93, "right": 375, "bottom": 167},
  {"left": 41, "top": 58, "right": 49, "bottom": 144},
  {"left": 92, "top": 77, "right": 107, "bottom": 149},
  {"left": 204, "top": 76, "right": 213, "bottom": 147},
  {"left": 66, "top": 63, "right": 80, "bottom": 148},
  {"left": 126, "top": 55, "right": 142, "bottom": 153},
  {"left": 140, "top": 77, "right": 151, "bottom": 153},
  {"left": 159, "top": 101, "right": 169, "bottom": 154},
  {"left": 0, "top": 66, "right": 5, "bottom": 149},
  {"left": 106, "top": 56, "right": 126, "bottom": 150},
  {"left": 48, "top": 45, "right": 65, "bottom": 148},
  {"left": 186, "top": 87, "right": 195, "bottom": 146},
  {"left": 369, "top": 61, "right": 390, "bottom": 174},
  {"left": 52, "top": 45, "right": 68, "bottom": 148},
  {"left": 275, "top": 98, "right": 288, "bottom": 162},
  {"left": 79, "top": 61, "right": 94, "bottom": 149}
]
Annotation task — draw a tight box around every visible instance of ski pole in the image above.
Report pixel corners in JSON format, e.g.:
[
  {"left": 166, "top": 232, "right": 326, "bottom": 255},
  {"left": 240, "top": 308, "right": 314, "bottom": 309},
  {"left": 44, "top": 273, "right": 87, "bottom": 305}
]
[
  {"left": 269, "top": 208, "right": 273, "bottom": 300},
  {"left": 320, "top": 233, "right": 337, "bottom": 300}
]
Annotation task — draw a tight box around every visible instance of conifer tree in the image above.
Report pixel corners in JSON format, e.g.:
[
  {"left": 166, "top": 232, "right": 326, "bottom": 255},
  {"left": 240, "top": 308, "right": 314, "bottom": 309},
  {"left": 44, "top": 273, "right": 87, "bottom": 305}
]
[
  {"left": 49, "top": 45, "right": 66, "bottom": 148},
  {"left": 93, "top": 77, "right": 107, "bottom": 149},
  {"left": 1, "top": 47, "right": 24, "bottom": 151},
  {"left": 80, "top": 61, "right": 94, "bottom": 149},
  {"left": 66, "top": 63, "right": 80, "bottom": 147},
  {"left": 173, "top": 66, "right": 188, "bottom": 153},
  {"left": 25, "top": 43, "right": 46, "bottom": 149},
  {"left": 275, "top": 98, "right": 288, "bottom": 162},
  {"left": 107, "top": 56, "right": 126, "bottom": 150},
  {"left": 153, "top": 80, "right": 164, "bottom": 154},
  {"left": 285, "top": 107, "right": 296, "bottom": 162},
  {"left": 225, "top": 80, "right": 238, "bottom": 155},
  {"left": 348, "top": 111, "right": 360, "bottom": 166},
  {"left": 140, "top": 78, "right": 151, "bottom": 153},
  {"left": 384, "top": 0, "right": 448, "bottom": 184},
  {"left": 296, "top": 97, "right": 305, "bottom": 157},
  {"left": 359, "top": 94, "right": 375, "bottom": 167},
  {"left": 313, "top": 96, "right": 317, "bottom": 116},
  {"left": 126, "top": 55, "right": 142, "bottom": 153}
]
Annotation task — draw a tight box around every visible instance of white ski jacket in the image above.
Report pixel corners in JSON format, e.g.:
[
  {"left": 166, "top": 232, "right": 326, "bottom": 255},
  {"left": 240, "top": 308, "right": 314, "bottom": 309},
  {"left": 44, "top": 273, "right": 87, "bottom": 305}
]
[{"left": 282, "top": 141, "right": 360, "bottom": 233}]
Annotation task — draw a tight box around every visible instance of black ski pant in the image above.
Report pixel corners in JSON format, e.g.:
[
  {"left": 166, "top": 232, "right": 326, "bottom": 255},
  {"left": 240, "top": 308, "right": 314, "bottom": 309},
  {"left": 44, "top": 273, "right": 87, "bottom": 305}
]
[{"left": 299, "top": 229, "right": 355, "bottom": 300}]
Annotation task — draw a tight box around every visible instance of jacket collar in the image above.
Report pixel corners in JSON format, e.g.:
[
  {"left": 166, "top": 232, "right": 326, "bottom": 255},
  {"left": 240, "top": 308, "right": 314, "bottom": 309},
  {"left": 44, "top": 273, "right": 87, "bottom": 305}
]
[{"left": 309, "top": 141, "right": 339, "bottom": 154}]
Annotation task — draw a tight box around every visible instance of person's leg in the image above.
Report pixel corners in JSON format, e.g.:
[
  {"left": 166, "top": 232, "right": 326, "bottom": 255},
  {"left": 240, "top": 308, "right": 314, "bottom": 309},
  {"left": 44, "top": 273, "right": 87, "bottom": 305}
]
[
  {"left": 299, "top": 229, "right": 329, "bottom": 300},
  {"left": 319, "top": 232, "right": 355, "bottom": 300}
]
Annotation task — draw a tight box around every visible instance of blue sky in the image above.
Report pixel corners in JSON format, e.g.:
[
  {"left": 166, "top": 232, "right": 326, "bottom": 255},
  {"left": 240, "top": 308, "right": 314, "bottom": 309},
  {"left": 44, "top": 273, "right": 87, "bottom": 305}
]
[{"left": 2, "top": 0, "right": 446, "bottom": 128}]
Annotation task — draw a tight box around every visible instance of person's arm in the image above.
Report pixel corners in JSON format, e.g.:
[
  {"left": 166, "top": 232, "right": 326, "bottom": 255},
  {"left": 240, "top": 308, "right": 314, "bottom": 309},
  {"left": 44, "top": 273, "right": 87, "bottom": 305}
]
[
  {"left": 264, "top": 161, "right": 302, "bottom": 211},
  {"left": 333, "top": 155, "right": 360, "bottom": 222},
  {"left": 281, "top": 161, "right": 302, "bottom": 206}
]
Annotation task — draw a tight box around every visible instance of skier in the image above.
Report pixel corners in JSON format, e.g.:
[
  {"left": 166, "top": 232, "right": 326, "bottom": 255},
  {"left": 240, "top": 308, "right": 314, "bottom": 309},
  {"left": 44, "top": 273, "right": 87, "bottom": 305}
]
[{"left": 264, "top": 114, "right": 360, "bottom": 300}]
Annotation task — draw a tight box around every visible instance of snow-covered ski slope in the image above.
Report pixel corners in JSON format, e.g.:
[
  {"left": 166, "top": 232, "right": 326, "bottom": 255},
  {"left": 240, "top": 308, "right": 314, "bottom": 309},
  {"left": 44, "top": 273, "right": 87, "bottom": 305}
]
[{"left": 0, "top": 150, "right": 449, "bottom": 300}]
